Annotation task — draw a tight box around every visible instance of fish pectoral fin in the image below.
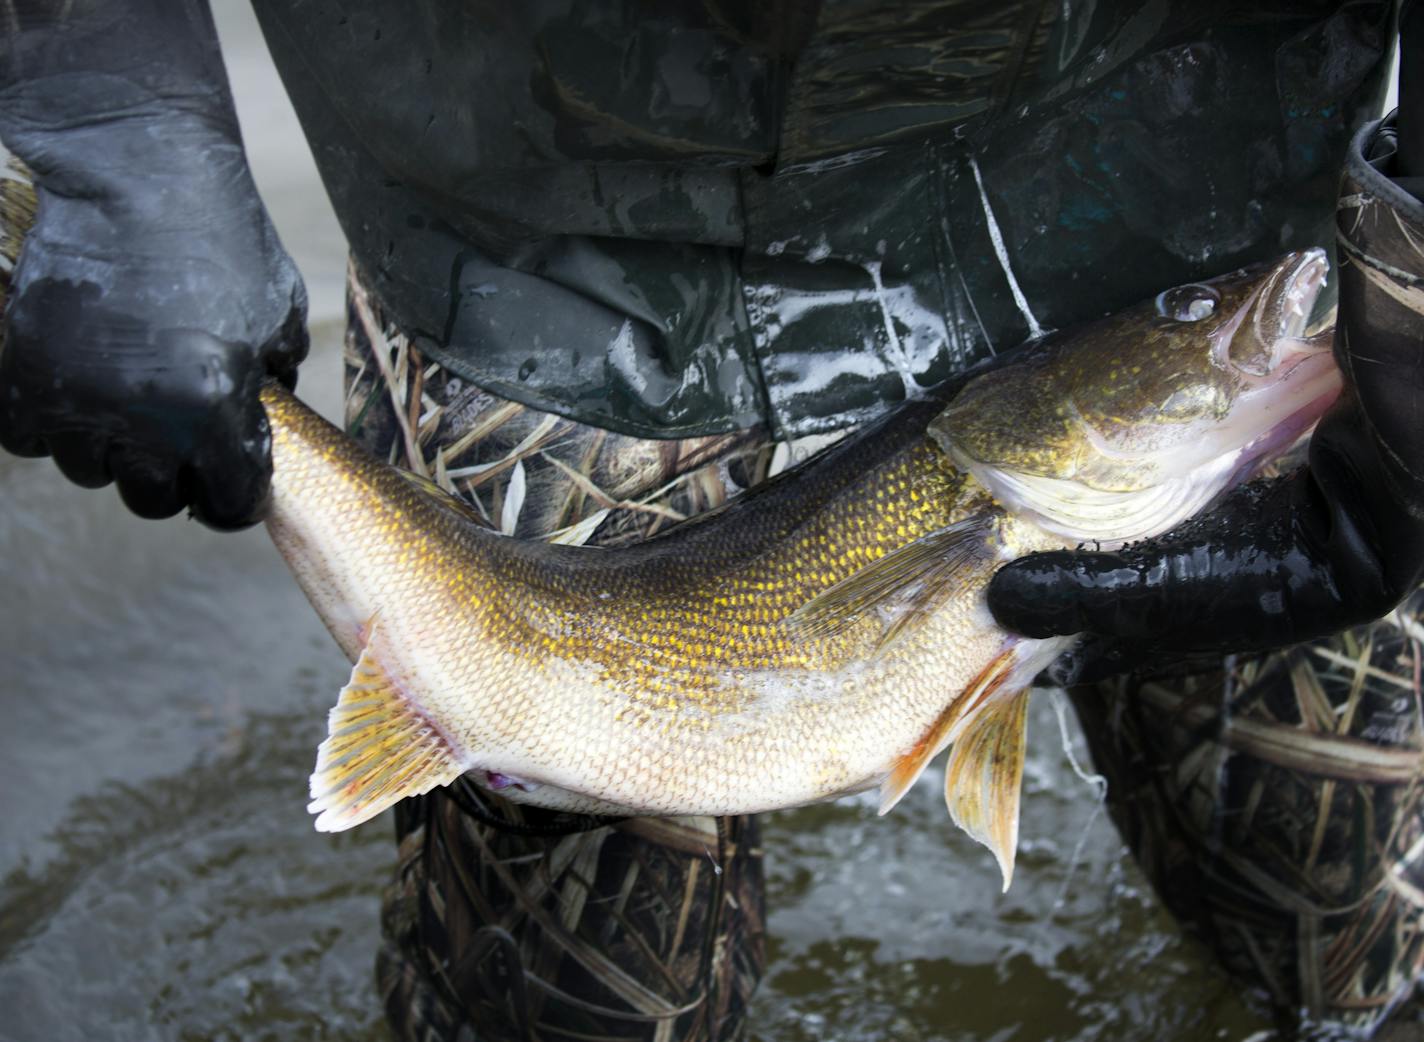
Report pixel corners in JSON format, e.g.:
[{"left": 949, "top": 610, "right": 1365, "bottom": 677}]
[
  {"left": 878, "top": 643, "right": 1018, "bottom": 815},
  {"left": 784, "top": 511, "right": 999, "bottom": 651},
  {"left": 944, "top": 686, "right": 1031, "bottom": 893},
  {"left": 307, "top": 623, "right": 464, "bottom": 832}
]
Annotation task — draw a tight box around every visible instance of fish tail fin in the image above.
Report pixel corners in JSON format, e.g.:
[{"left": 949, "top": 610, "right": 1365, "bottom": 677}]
[
  {"left": 944, "top": 686, "right": 1031, "bottom": 892},
  {"left": 308, "top": 621, "right": 465, "bottom": 831}
]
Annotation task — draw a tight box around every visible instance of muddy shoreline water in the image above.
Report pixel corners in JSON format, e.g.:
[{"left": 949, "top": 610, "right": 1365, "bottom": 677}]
[{"left": 0, "top": 6, "right": 1415, "bottom": 1040}]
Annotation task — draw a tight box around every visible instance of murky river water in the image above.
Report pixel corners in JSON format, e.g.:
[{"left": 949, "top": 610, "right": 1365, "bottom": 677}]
[
  {"left": 1, "top": 7, "right": 1419, "bottom": 1041},
  {"left": 0, "top": 425, "right": 1274, "bottom": 1041}
]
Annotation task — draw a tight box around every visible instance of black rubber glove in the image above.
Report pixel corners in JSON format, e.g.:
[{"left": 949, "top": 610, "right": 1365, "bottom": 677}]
[
  {"left": 0, "top": 1, "right": 308, "bottom": 529},
  {"left": 987, "top": 19, "right": 1424, "bottom": 664}
]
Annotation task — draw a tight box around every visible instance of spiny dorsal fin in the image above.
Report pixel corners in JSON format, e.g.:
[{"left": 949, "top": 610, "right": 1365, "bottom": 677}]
[
  {"left": 308, "top": 621, "right": 465, "bottom": 831},
  {"left": 784, "top": 512, "right": 999, "bottom": 651},
  {"left": 944, "top": 687, "right": 1031, "bottom": 892},
  {"left": 878, "top": 643, "right": 1017, "bottom": 814},
  {"left": 394, "top": 468, "right": 493, "bottom": 529}
]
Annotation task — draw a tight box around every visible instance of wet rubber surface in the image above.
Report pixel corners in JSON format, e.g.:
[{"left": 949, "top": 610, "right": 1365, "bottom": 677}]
[
  {"left": 0, "top": 343, "right": 1274, "bottom": 1040},
  {"left": 0, "top": 7, "right": 1416, "bottom": 1041},
  {"left": 0, "top": 422, "right": 1269, "bottom": 1040}
]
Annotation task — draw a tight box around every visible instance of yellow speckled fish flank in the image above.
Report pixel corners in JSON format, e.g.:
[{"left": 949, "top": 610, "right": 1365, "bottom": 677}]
[
  {"left": 265, "top": 384, "right": 1037, "bottom": 816},
  {"left": 265, "top": 250, "right": 1341, "bottom": 887}
]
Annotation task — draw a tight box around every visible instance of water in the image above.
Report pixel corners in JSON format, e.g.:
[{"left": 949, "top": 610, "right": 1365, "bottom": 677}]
[
  {"left": 0, "top": 329, "right": 1281, "bottom": 1042},
  {"left": 0, "top": 6, "right": 1374, "bottom": 1041},
  {"left": 0, "top": 448, "right": 1269, "bottom": 1042}
]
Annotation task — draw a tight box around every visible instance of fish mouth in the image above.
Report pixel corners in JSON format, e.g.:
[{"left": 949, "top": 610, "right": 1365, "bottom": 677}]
[
  {"left": 1209, "top": 248, "right": 1340, "bottom": 490},
  {"left": 1232, "top": 248, "right": 1339, "bottom": 463},
  {"left": 1228, "top": 350, "right": 1341, "bottom": 485},
  {"left": 1268, "top": 248, "right": 1330, "bottom": 342},
  {"left": 1219, "top": 248, "right": 1331, "bottom": 377}
]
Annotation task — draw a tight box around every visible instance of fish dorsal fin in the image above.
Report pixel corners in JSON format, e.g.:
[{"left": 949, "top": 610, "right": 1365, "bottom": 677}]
[
  {"left": 944, "top": 687, "right": 1031, "bottom": 892},
  {"left": 395, "top": 469, "right": 493, "bottom": 529},
  {"left": 784, "top": 511, "right": 999, "bottom": 651},
  {"left": 308, "top": 621, "right": 465, "bottom": 831},
  {"left": 878, "top": 643, "right": 1018, "bottom": 814}
]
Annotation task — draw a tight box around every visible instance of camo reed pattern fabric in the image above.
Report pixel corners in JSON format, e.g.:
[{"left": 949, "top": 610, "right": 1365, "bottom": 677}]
[
  {"left": 1076, "top": 594, "right": 1424, "bottom": 1036},
  {"left": 343, "top": 267, "right": 770, "bottom": 1042},
  {"left": 1067, "top": 127, "right": 1424, "bottom": 1038},
  {"left": 343, "top": 245, "right": 1424, "bottom": 1037}
]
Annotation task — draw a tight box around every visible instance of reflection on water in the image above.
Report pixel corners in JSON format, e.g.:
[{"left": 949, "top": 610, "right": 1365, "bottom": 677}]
[
  {"left": 0, "top": 715, "right": 390, "bottom": 1042},
  {"left": 754, "top": 703, "right": 1268, "bottom": 1042},
  {"left": 0, "top": 385, "right": 1274, "bottom": 1039},
  {"left": 1, "top": 6, "right": 1415, "bottom": 1041}
]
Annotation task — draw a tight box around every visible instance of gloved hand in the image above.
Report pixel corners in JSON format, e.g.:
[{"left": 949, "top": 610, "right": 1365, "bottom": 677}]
[
  {"left": 0, "top": 1, "right": 308, "bottom": 529},
  {"left": 987, "top": 41, "right": 1424, "bottom": 665}
]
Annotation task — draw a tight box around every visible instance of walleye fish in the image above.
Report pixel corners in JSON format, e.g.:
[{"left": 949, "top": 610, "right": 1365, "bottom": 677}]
[{"left": 264, "top": 250, "right": 1339, "bottom": 888}]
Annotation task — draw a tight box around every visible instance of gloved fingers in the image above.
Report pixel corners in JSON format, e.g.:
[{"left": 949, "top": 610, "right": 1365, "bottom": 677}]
[
  {"left": 185, "top": 455, "right": 270, "bottom": 531},
  {"left": 1032, "top": 636, "right": 1132, "bottom": 689},
  {"left": 105, "top": 404, "right": 269, "bottom": 528},
  {"left": 0, "top": 326, "right": 53, "bottom": 460},
  {"left": 181, "top": 401, "right": 273, "bottom": 531},
  {"left": 986, "top": 549, "right": 1142, "bottom": 640},
  {"left": 1030, "top": 635, "right": 1224, "bottom": 689},
  {"left": 0, "top": 406, "right": 50, "bottom": 459},
  {"left": 259, "top": 282, "right": 311, "bottom": 391},
  {"left": 47, "top": 430, "right": 113, "bottom": 489},
  {"left": 113, "top": 462, "right": 185, "bottom": 521}
]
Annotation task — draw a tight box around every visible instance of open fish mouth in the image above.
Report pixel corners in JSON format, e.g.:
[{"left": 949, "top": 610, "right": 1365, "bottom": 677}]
[
  {"left": 1271, "top": 248, "right": 1330, "bottom": 342},
  {"left": 1120, "top": 249, "right": 1342, "bottom": 541},
  {"left": 1228, "top": 248, "right": 1340, "bottom": 482},
  {"left": 939, "top": 249, "right": 1343, "bottom": 548},
  {"left": 1215, "top": 248, "right": 1333, "bottom": 377}
]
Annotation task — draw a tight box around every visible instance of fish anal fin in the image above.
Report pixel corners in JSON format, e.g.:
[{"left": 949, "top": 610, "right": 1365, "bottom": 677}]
[
  {"left": 878, "top": 643, "right": 1017, "bottom": 815},
  {"left": 944, "top": 686, "right": 1031, "bottom": 892},
  {"left": 785, "top": 511, "right": 1000, "bottom": 651},
  {"left": 308, "top": 623, "right": 464, "bottom": 832}
]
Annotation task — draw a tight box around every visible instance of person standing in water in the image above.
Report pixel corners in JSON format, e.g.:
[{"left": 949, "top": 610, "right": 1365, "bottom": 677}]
[{"left": 3, "top": 2, "right": 1424, "bottom": 1037}]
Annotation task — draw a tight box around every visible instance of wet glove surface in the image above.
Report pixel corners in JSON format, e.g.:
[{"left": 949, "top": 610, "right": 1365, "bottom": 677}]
[
  {"left": 987, "top": 99, "right": 1424, "bottom": 666},
  {"left": 0, "top": 1, "right": 307, "bottom": 529}
]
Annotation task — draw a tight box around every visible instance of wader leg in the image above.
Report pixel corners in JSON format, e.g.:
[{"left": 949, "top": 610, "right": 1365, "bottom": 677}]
[
  {"left": 342, "top": 266, "right": 769, "bottom": 1041},
  {"left": 1072, "top": 590, "right": 1424, "bottom": 1036}
]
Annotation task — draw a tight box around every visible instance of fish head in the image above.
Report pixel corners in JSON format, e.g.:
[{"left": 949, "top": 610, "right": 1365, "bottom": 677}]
[{"left": 930, "top": 249, "right": 1341, "bottom": 546}]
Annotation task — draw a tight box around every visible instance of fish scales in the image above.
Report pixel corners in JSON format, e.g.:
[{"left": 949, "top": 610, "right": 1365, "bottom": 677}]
[
  {"left": 266, "top": 249, "right": 1342, "bottom": 886},
  {"left": 0, "top": 161, "right": 1342, "bottom": 885},
  {"left": 265, "top": 387, "right": 1057, "bottom": 818}
]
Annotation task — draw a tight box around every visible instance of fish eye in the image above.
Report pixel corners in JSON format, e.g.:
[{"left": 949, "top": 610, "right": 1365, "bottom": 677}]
[{"left": 1156, "top": 285, "right": 1219, "bottom": 322}]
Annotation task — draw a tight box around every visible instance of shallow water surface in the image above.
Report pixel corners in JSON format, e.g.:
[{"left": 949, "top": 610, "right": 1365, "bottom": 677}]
[
  {"left": 1, "top": 7, "right": 1416, "bottom": 1041},
  {"left": 0, "top": 355, "right": 1275, "bottom": 1040}
]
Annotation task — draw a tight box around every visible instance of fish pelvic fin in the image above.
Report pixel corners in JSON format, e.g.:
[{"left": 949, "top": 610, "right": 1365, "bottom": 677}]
[
  {"left": 784, "top": 511, "right": 1000, "bottom": 652},
  {"left": 945, "top": 686, "right": 1031, "bottom": 893},
  {"left": 308, "top": 622, "right": 464, "bottom": 832},
  {"left": 878, "top": 643, "right": 1018, "bottom": 815}
]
